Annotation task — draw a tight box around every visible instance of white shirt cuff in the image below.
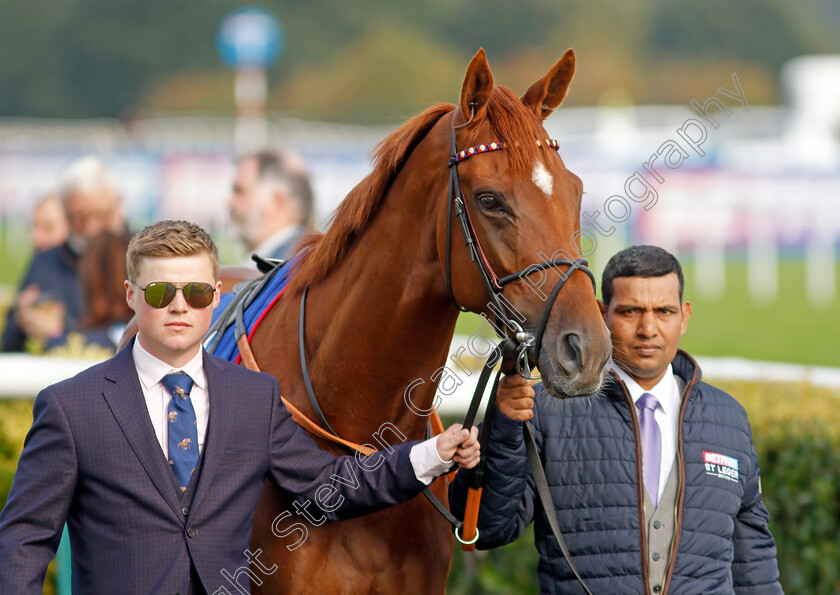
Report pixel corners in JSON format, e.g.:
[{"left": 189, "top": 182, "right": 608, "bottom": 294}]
[{"left": 409, "top": 435, "right": 454, "bottom": 485}]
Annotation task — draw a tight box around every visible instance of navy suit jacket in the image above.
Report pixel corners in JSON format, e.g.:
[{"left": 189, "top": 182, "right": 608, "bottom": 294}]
[{"left": 0, "top": 342, "right": 425, "bottom": 594}]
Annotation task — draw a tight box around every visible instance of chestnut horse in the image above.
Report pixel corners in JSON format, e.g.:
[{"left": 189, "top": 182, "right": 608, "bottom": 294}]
[{"left": 238, "top": 49, "right": 612, "bottom": 593}]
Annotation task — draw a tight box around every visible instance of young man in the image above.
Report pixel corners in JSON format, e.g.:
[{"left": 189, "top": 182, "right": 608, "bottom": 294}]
[
  {"left": 450, "top": 245, "right": 781, "bottom": 594},
  {"left": 0, "top": 220, "right": 479, "bottom": 594}
]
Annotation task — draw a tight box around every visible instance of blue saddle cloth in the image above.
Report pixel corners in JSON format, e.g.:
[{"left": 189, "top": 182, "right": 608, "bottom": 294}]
[{"left": 204, "top": 260, "right": 296, "bottom": 363}]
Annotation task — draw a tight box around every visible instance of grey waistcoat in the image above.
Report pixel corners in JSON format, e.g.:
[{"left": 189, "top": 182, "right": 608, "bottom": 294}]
[{"left": 645, "top": 464, "right": 679, "bottom": 593}]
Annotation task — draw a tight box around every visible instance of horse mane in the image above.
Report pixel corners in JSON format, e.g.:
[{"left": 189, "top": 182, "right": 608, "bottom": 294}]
[
  {"left": 288, "top": 86, "right": 548, "bottom": 292},
  {"left": 287, "top": 102, "right": 454, "bottom": 292}
]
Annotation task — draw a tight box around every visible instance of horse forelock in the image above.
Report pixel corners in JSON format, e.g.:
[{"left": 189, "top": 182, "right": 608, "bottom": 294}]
[{"left": 483, "top": 86, "right": 547, "bottom": 173}]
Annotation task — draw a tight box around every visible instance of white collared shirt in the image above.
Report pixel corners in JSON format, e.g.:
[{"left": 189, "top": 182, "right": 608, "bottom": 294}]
[
  {"left": 613, "top": 364, "right": 681, "bottom": 504},
  {"left": 133, "top": 340, "right": 210, "bottom": 458},
  {"left": 131, "top": 340, "right": 450, "bottom": 484}
]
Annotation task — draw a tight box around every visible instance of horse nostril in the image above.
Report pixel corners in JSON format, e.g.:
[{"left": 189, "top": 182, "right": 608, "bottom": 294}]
[{"left": 557, "top": 332, "right": 583, "bottom": 375}]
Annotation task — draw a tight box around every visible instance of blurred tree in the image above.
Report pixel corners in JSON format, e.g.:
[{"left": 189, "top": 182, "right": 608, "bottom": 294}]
[
  {"left": 270, "top": 26, "right": 464, "bottom": 124},
  {"left": 0, "top": 0, "right": 838, "bottom": 122},
  {"left": 651, "top": 0, "right": 837, "bottom": 69},
  {"left": 0, "top": 0, "right": 233, "bottom": 118}
]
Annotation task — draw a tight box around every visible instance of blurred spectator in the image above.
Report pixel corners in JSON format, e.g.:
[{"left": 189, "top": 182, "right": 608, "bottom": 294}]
[
  {"left": 29, "top": 193, "right": 69, "bottom": 253},
  {"left": 45, "top": 231, "right": 132, "bottom": 357},
  {"left": 1, "top": 156, "right": 125, "bottom": 352},
  {"left": 228, "top": 148, "right": 315, "bottom": 266}
]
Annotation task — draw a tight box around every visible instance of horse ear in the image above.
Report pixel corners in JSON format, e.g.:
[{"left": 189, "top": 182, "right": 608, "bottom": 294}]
[
  {"left": 459, "top": 48, "right": 494, "bottom": 125},
  {"left": 521, "top": 49, "right": 576, "bottom": 120}
]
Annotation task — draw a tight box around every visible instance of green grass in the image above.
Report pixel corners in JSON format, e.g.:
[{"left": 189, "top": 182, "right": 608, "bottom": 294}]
[
  {"left": 679, "top": 261, "right": 840, "bottom": 367},
  {"left": 0, "top": 226, "right": 30, "bottom": 286},
  {"left": 455, "top": 260, "right": 840, "bottom": 368}
]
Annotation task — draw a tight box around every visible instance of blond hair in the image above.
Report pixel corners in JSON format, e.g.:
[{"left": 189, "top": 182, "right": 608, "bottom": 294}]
[{"left": 127, "top": 220, "right": 220, "bottom": 281}]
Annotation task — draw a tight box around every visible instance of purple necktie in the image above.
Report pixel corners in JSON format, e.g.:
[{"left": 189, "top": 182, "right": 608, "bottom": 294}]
[{"left": 637, "top": 392, "right": 662, "bottom": 507}]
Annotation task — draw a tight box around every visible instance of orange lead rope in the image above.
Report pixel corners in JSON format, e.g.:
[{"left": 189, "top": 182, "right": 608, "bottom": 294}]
[
  {"left": 459, "top": 488, "right": 483, "bottom": 550},
  {"left": 236, "top": 334, "right": 375, "bottom": 455},
  {"left": 281, "top": 397, "right": 377, "bottom": 456},
  {"left": 236, "top": 335, "right": 260, "bottom": 371},
  {"left": 235, "top": 333, "right": 448, "bottom": 464}
]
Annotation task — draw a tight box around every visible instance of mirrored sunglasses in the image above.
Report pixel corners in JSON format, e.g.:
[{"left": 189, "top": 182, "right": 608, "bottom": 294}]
[{"left": 136, "top": 281, "right": 216, "bottom": 309}]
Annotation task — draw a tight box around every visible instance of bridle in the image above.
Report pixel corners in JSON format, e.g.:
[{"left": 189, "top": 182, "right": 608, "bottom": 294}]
[
  {"left": 445, "top": 116, "right": 597, "bottom": 594},
  {"left": 444, "top": 121, "right": 596, "bottom": 377}
]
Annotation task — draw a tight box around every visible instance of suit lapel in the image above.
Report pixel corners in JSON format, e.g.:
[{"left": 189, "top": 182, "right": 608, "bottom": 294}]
[
  {"left": 190, "top": 352, "right": 235, "bottom": 515},
  {"left": 101, "top": 342, "right": 183, "bottom": 521}
]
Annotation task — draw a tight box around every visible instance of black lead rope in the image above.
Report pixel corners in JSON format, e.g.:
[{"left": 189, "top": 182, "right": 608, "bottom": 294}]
[
  {"left": 421, "top": 411, "right": 465, "bottom": 530},
  {"left": 524, "top": 422, "right": 594, "bottom": 595},
  {"left": 457, "top": 339, "right": 593, "bottom": 595},
  {"left": 456, "top": 336, "right": 594, "bottom": 593}
]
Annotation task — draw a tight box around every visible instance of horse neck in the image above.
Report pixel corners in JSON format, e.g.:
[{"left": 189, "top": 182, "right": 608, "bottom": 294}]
[{"left": 300, "top": 164, "right": 459, "bottom": 436}]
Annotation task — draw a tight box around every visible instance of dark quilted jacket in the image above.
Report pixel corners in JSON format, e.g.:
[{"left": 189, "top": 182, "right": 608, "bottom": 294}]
[{"left": 449, "top": 350, "right": 782, "bottom": 594}]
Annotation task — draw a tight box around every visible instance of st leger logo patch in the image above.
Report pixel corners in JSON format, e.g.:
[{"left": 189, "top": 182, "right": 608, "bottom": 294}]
[{"left": 703, "top": 451, "right": 739, "bottom": 483}]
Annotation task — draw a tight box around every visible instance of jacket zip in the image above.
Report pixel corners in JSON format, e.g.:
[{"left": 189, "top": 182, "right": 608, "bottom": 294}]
[
  {"left": 619, "top": 380, "right": 652, "bottom": 595},
  {"left": 661, "top": 354, "right": 700, "bottom": 595}
]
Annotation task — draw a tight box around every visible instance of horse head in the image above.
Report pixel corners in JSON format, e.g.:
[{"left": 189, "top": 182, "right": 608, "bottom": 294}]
[{"left": 439, "top": 49, "right": 612, "bottom": 397}]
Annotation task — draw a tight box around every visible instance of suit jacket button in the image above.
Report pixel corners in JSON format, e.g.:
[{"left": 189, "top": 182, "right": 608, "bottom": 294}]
[
  {"left": 181, "top": 507, "right": 190, "bottom": 516},
  {"left": 187, "top": 528, "right": 196, "bottom": 538}
]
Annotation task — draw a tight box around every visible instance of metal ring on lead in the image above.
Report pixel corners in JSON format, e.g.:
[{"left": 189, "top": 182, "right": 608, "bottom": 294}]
[
  {"left": 454, "top": 526, "right": 480, "bottom": 545},
  {"left": 516, "top": 350, "right": 541, "bottom": 381}
]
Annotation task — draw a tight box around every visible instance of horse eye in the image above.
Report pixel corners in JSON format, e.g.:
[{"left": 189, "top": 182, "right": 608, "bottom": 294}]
[{"left": 478, "top": 194, "right": 502, "bottom": 211}]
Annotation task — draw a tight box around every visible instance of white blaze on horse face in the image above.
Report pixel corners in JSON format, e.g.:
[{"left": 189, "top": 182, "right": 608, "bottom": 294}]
[{"left": 531, "top": 161, "right": 554, "bottom": 199}]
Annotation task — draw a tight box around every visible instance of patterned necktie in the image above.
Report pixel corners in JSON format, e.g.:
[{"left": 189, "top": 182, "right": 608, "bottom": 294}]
[
  {"left": 161, "top": 372, "right": 198, "bottom": 493},
  {"left": 637, "top": 392, "right": 662, "bottom": 507}
]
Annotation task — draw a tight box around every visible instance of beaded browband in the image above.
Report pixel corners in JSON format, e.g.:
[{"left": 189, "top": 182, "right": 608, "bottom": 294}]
[{"left": 450, "top": 138, "right": 560, "bottom": 164}]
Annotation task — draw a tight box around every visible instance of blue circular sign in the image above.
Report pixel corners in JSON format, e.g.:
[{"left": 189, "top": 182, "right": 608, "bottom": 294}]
[{"left": 217, "top": 7, "right": 283, "bottom": 69}]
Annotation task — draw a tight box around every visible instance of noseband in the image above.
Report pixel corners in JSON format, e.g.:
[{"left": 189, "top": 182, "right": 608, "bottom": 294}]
[{"left": 444, "top": 125, "right": 596, "bottom": 376}]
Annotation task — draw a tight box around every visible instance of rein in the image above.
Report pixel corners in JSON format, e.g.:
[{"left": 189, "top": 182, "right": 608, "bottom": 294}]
[
  {"left": 205, "top": 261, "right": 408, "bottom": 458},
  {"left": 221, "top": 282, "right": 380, "bottom": 457},
  {"left": 298, "top": 286, "right": 464, "bottom": 529}
]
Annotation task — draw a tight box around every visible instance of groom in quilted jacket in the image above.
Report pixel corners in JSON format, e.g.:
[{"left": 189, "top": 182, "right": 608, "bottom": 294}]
[{"left": 450, "top": 245, "right": 781, "bottom": 595}]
